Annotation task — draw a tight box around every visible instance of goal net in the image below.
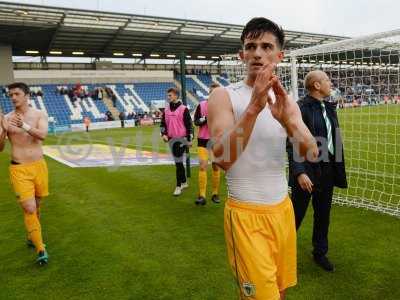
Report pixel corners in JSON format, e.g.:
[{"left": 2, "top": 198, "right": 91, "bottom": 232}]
[
  {"left": 221, "top": 29, "right": 400, "bottom": 217},
  {"left": 220, "top": 54, "right": 246, "bottom": 83}
]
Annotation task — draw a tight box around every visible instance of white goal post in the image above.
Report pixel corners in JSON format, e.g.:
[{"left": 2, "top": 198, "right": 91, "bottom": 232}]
[{"left": 221, "top": 29, "right": 400, "bottom": 217}]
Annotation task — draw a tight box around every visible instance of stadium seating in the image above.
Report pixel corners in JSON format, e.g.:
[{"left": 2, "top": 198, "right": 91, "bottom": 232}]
[
  {"left": 108, "top": 82, "right": 197, "bottom": 113},
  {"left": 197, "top": 74, "right": 213, "bottom": 88},
  {"left": 179, "top": 76, "right": 207, "bottom": 99},
  {"left": 0, "top": 82, "right": 185, "bottom": 128},
  {"left": 173, "top": 74, "right": 231, "bottom": 103},
  {"left": 214, "top": 75, "right": 230, "bottom": 86},
  {"left": 0, "top": 77, "right": 233, "bottom": 129}
]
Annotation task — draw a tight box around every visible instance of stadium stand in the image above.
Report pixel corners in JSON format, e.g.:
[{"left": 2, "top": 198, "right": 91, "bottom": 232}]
[
  {"left": 213, "top": 74, "right": 230, "bottom": 86},
  {"left": 0, "top": 80, "right": 210, "bottom": 129},
  {"left": 0, "top": 82, "right": 172, "bottom": 127}
]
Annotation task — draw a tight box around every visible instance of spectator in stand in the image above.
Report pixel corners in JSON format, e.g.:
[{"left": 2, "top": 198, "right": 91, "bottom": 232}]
[
  {"left": 134, "top": 113, "right": 140, "bottom": 127},
  {"left": 98, "top": 88, "right": 103, "bottom": 101},
  {"left": 105, "top": 111, "right": 113, "bottom": 121},
  {"left": 83, "top": 116, "right": 91, "bottom": 132},
  {"left": 60, "top": 87, "right": 67, "bottom": 95},
  {"left": 119, "top": 111, "right": 125, "bottom": 128}
]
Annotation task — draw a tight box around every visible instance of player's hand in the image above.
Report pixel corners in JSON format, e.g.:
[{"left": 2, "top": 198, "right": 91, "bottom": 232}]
[
  {"left": 269, "top": 79, "right": 318, "bottom": 161},
  {"left": 248, "top": 63, "right": 277, "bottom": 114},
  {"left": 267, "top": 77, "right": 296, "bottom": 127},
  {"left": 9, "top": 113, "right": 23, "bottom": 128},
  {"left": 162, "top": 135, "right": 169, "bottom": 143},
  {"left": 297, "top": 173, "right": 313, "bottom": 193}
]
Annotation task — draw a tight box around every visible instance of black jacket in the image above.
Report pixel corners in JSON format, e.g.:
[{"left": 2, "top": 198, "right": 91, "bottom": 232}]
[{"left": 287, "top": 95, "right": 347, "bottom": 189}]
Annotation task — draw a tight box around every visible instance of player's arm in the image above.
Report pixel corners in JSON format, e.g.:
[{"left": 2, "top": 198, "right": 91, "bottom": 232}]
[
  {"left": 28, "top": 112, "right": 48, "bottom": 141},
  {"left": 0, "top": 131, "right": 6, "bottom": 152},
  {"left": 208, "top": 88, "right": 258, "bottom": 171},
  {"left": 208, "top": 64, "right": 279, "bottom": 171},
  {"left": 286, "top": 101, "right": 308, "bottom": 176},
  {"left": 183, "top": 107, "right": 193, "bottom": 143},
  {"left": 269, "top": 79, "right": 318, "bottom": 160},
  {"left": 9, "top": 111, "right": 48, "bottom": 141},
  {"left": 209, "top": 66, "right": 279, "bottom": 170},
  {"left": 160, "top": 110, "right": 169, "bottom": 142},
  {"left": 0, "top": 113, "right": 8, "bottom": 152}
]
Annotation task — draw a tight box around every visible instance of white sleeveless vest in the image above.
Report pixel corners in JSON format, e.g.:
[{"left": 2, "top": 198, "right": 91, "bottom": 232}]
[{"left": 225, "top": 81, "right": 288, "bottom": 204}]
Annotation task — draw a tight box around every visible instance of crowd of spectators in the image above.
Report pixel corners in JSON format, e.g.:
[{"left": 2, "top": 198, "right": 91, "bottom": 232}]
[
  {"left": 292, "top": 66, "right": 400, "bottom": 107},
  {"left": 56, "top": 84, "right": 118, "bottom": 107}
]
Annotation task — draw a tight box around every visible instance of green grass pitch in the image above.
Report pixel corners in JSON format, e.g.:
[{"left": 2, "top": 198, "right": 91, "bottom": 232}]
[{"left": 1, "top": 105, "right": 399, "bottom": 299}]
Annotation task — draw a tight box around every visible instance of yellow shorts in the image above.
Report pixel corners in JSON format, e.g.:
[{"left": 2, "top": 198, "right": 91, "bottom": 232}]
[
  {"left": 9, "top": 159, "right": 49, "bottom": 202},
  {"left": 224, "top": 196, "right": 297, "bottom": 300}
]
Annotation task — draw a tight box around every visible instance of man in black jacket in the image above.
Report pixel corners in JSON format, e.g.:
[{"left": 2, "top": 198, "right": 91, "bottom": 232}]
[{"left": 287, "top": 70, "right": 347, "bottom": 272}]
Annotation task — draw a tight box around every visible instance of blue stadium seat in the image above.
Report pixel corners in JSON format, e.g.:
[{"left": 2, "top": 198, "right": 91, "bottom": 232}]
[{"left": 0, "top": 81, "right": 205, "bottom": 127}]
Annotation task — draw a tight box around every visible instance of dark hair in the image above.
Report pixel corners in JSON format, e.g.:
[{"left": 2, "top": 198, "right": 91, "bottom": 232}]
[
  {"left": 209, "top": 83, "right": 220, "bottom": 89},
  {"left": 8, "top": 82, "right": 30, "bottom": 95},
  {"left": 167, "top": 87, "right": 179, "bottom": 96},
  {"left": 240, "top": 17, "right": 285, "bottom": 49}
]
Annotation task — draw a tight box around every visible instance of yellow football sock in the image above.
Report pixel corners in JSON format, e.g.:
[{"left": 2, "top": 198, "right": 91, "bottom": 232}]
[
  {"left": 24, "top": 212, "right": 45, "bottom": 253},
  {"left": 198, "top": 169, "right": 207, "bottom": 198},
  {"left": 212, "top": 168, "right": 220, "bottom": 196}
]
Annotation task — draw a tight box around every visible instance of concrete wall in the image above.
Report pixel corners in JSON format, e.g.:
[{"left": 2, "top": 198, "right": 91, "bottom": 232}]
[
  {"left": 0, "top": 45, "right": 14, "bottom": 85},
  {"left": 13, "top": 70, "right": 174, "bottom": 85}
]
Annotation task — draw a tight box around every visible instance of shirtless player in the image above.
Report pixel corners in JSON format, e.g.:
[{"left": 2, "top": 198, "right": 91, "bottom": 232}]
[{"left": 0, "top": 82, "right": 49, "bottom": 265}]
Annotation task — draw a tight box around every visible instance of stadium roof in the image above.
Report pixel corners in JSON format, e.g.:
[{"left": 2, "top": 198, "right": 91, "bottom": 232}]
[
  {"left": 0, "top": 1, "right": 349, "bottom": 60},
  {"left": 287, "top": 28, "right": 400, "bottom": 66}
]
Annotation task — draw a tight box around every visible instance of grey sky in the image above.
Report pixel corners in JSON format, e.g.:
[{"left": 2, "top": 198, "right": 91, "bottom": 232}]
[{"left": 7, "top": 0, "right": 398, "bottom": 37}]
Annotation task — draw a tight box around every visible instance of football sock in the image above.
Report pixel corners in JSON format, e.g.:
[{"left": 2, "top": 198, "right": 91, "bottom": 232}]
[{"left": 24, "top": 211, "right": 45, "bottom": 253}]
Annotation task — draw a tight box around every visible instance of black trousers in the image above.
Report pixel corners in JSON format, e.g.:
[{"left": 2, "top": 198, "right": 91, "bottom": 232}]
[
  {"left": 169, "top": 139, "right": 187, "bottom": 187},
  {"left": 291, "top": 160, "right": 335, "bottom": 257}
]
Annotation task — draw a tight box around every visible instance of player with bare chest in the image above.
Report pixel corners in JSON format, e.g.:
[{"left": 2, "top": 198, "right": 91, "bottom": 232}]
[{"left": 0, "top": 82, "right": 50, "bottom": 265}]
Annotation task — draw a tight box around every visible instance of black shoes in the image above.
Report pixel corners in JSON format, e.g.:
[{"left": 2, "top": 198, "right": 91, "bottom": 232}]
[
  {"left": 196, "top": 195, "right": 220, "bottom": 206},
  {"left": 211, "top": 194, "right": 220, "bottom": 203},
  {"left": 36, "top": 250, "right": 49, "bottom": 266},
  {"left": 195, "top": 196, "right": 206, "bottom": 206},
  {"left": 313, "top": 255, "right": 334, "bottom": 272}
]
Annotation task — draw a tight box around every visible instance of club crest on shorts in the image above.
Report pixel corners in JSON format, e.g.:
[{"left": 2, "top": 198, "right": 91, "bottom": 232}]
[{"left": 242, "top": 282, "right": 256, "bottom": 297}]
